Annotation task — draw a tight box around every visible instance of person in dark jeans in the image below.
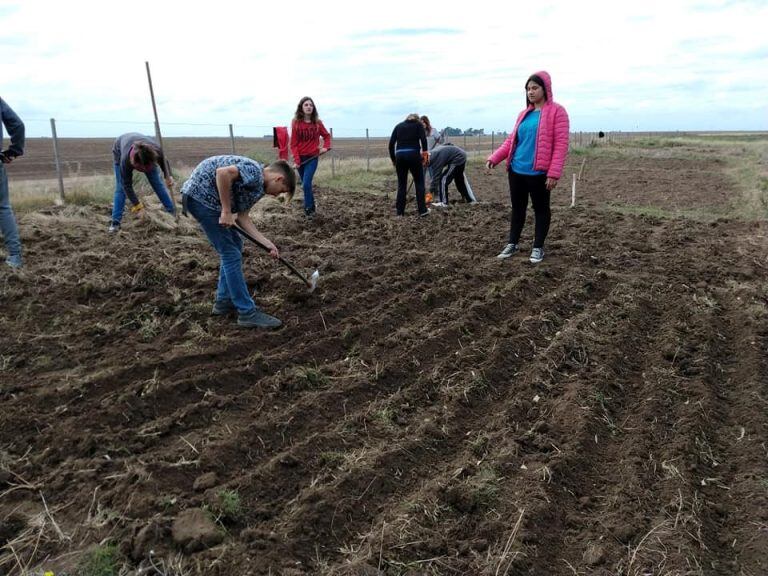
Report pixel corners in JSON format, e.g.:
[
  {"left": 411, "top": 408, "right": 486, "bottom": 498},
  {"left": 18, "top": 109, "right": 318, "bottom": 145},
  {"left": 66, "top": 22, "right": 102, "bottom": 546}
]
[
  {"left": 388, "top": 114, "right": 430, "bottom": 217},
  {"left": 487, "top": 71, "right": 570, "bottom": 264}
]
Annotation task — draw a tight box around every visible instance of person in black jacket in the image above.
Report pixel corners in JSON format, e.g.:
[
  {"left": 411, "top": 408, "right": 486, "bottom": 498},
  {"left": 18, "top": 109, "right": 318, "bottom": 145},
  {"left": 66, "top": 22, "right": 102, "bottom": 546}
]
[
  {"left": 388, "top": 114, "right": 430, "bottom": 217},
  {"left": 0, "top": 97, "right": 25, "bottom": 269}
]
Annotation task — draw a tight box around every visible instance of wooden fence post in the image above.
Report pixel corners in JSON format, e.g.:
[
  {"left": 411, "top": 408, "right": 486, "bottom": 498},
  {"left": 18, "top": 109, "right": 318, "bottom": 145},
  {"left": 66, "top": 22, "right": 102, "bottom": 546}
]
[{"left": 50, "top": 118, "right": 65, "bottom": 205}]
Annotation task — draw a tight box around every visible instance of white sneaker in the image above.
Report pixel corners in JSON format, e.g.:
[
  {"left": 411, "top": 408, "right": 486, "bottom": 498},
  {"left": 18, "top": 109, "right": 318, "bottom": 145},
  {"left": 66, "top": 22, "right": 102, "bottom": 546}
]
[
  {"left": 431, "top": 202, "right": 447, "bottom": 208},
  {"left": 530, "top": 247, "right": 544, "bottom": 263},
  {"left": 496, "top": 243, "right": 518, "bottom": 259}
]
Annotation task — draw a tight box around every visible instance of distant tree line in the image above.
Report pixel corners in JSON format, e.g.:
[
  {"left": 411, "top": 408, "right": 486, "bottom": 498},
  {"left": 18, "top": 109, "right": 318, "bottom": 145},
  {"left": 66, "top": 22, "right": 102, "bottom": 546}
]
[{"left": 442, "top": 127, "right": 507, "bottom": 137}]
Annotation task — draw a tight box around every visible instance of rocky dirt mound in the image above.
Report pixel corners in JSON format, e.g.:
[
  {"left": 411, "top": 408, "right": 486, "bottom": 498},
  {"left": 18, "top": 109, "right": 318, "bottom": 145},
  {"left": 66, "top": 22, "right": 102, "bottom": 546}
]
[{"left": 1, "top": 149, "right": 767, "bottom": 575}]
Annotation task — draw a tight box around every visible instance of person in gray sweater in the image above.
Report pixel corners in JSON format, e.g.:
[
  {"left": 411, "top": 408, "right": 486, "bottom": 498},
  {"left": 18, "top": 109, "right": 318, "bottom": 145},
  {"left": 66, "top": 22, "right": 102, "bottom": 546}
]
[
  {"left": 109, "top": 133, "right": 176, "bottom": 232},
  {"left": 0, "top": 97, "right": 25, "bottom": 268},
  {"left": 428, "top": 143, "right": 477, "bottom": 207}
]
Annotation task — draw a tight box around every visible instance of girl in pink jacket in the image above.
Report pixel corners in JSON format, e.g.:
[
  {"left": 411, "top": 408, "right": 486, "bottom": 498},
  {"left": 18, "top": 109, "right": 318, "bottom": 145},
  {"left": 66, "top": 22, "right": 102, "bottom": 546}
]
[{"left": 486, "top": 71, "right": 569, "bottom": 263}]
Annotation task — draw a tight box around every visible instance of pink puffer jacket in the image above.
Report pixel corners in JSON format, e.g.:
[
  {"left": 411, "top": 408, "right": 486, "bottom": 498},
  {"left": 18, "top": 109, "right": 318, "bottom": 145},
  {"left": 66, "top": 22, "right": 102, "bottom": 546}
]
[{"left": 487, "top": 70, "right": 570, "bottom": 179}]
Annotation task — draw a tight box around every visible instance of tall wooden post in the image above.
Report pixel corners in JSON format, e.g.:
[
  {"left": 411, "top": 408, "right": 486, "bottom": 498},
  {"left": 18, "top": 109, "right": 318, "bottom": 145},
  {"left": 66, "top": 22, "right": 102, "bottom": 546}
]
[{"left": 50, "top": 118, "right": 65, "bottom": 205}]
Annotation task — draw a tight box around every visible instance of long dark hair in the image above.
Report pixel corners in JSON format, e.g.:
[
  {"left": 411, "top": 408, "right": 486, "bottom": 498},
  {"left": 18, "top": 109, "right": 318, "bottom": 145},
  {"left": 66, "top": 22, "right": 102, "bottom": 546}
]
[
  {"left": 525, "top": 74, "right": 548, "bottom": 106},
  {"left": 420, "top": 115, "right": 433, "bottom": 133},
  {"left": 294, "top": 97, "right": 319, "bottom": 123}
]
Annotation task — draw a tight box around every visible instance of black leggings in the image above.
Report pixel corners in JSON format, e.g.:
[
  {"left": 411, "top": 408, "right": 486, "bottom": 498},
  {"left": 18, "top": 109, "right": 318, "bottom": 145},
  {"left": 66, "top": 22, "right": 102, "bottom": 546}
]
[
  {"left": 395, "top": 151, "right": 427, "bottom": 216},
  {"left": 508, "top": 171, "right": 550, "bottom": 248}
]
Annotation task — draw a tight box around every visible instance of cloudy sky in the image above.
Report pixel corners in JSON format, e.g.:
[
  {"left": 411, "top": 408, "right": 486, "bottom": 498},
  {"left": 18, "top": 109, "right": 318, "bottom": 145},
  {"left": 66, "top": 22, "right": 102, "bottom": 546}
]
[{"left": 2, "top": 0, "right": 766, "bottom": 138}]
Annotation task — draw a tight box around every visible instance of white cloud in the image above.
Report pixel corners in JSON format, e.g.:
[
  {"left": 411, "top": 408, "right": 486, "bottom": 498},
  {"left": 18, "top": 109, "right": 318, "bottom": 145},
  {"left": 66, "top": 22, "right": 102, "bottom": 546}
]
[{"left": 2, "top": 0, "right": 766, "bottom": 136}]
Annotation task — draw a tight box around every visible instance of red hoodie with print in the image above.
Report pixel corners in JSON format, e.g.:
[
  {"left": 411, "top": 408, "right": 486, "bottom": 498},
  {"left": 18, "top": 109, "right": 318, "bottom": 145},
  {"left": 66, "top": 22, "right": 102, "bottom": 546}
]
[{"left": 290, "top": 119, "right": 331, "bottom": 166}]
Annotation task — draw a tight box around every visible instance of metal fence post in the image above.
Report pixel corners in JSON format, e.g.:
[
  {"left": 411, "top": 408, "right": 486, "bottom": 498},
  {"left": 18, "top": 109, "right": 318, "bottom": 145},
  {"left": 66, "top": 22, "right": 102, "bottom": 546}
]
[
  {"left": 50, "top": 118, "right": 65, "bottom": 205},
  {"left": 366, "top": 128, "right": 370, "bottom": 172},
  {"left": 229, "top": 124, "right": 236, "bottom": 154}
]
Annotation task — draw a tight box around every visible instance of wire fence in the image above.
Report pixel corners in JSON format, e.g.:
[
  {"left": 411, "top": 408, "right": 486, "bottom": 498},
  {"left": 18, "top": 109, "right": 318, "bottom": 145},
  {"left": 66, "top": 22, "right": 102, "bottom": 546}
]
[{"left": 7, "top": 116, "right": 694, "bottom": 203}]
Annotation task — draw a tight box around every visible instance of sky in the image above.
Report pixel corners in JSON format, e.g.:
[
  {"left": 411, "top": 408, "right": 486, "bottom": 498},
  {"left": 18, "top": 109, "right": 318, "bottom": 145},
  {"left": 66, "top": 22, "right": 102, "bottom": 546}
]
[{"left": 1, "top": 0, "right": 767, "bottom": 138}]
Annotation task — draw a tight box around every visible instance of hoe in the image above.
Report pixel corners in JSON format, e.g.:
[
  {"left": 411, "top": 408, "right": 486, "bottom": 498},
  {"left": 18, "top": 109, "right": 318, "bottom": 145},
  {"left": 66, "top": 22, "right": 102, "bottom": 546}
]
[{"left": 234, "top": 224, "right": 320, "bottom": 293}]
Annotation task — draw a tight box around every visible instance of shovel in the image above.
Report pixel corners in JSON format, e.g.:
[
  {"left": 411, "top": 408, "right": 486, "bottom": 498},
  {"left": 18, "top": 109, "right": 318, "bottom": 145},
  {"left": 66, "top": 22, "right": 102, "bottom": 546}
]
[{"left": 234, "top": 224, "right": 320, "bottom": 292}]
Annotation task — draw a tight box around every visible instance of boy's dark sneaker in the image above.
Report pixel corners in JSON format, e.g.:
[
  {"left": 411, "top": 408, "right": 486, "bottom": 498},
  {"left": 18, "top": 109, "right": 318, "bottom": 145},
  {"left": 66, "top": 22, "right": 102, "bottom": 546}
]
[
  {"left": 237, "top": 308, "right": 282, "bottom": 329},
  {"left": 211, "top": 299, "right": 236, "bottom": 316}
]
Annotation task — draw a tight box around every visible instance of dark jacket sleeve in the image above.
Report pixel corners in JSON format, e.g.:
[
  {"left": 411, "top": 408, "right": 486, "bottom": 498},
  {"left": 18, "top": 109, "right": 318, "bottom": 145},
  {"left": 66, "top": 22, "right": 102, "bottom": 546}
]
[
  {"left": 0, "top": 98, "right": 25, "bottom": 157},
  {"left": 388, "top": 124, "right": 398, "bottom": 163},
  {"left": 418, "top": 124, "right": 428, "bottom": 153},
  {"left": 156, "top": 148, "right": 170, "bottom": 179},
  {"left": 120, "top": 158, "right": 140, "bottom": 206}
]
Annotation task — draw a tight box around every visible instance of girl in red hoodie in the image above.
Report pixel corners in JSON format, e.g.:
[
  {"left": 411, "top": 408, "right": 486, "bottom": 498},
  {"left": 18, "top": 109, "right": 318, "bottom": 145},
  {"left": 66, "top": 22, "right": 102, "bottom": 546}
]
[
  {"left": 290, "top": 97, "right": 331, "bottom": 218},
  {"left": 487, "top": 71, "right": 569, "bottom": 264}
]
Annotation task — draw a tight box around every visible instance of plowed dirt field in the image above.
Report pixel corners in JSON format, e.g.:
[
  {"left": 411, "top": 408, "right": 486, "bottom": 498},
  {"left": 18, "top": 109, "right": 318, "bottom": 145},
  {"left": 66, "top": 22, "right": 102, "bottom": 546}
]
[{"left": 1, "top": 141, "right": 767, "bottom": 575}]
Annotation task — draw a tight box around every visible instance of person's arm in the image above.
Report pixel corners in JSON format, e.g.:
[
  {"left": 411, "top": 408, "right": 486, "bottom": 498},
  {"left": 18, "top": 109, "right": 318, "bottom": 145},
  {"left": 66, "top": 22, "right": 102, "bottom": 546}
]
[
  {"left": 156, "top": 148, "right": 174, "bottom": 187},
  {"left": 215, "top": 165, "right": 239, "bottom": 227},
  {"left": 235, "top": 213, "right": 279, "bottom": 258},
  {"left": 289, "top": 120, "right": 301, "bottom": 166},
  {"left": 121, "top": 159, "right": 141, "bottom": 207},
  {"left": 546, "top": 106, "right": 570, "bottom": 189},
  {"left": 0, "top": 98, "right": 25, "bottom": 159},
  {"left": 318, "top": 120, "right": 331, "bottom": 154},
  {"left": 486, "top": 133, "right": 514, "bottom": 169},
  {"left": 388, "top": 126, "right": 398, "bottom": 164},
  {"left": 418, "top": 124, "right": 429, "bottom": 166}
]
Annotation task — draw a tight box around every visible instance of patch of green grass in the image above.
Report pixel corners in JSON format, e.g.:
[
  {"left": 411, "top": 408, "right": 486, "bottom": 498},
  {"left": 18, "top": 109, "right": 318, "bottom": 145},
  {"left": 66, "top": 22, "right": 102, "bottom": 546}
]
[
  {"left": 293, "top": 366, "right": 328, "bottom": 388},
  {"left": 318, "top": 451, "right": 346, "bottom": 467},
  {"left": 77, "top": 543, "right": 120, "bottom": 576},
  {"left": 214, "top": 488, "right": 243, "bottom": 521}
]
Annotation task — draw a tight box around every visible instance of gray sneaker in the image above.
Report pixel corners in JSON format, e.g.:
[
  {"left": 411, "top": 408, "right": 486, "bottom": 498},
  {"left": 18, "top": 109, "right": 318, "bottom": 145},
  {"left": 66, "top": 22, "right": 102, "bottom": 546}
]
[
  {"left": 211, "top": 299, "right": 236, "bottom": 316},
  {"left": 237, "top": 308, "right": 282, "bottom": 329},
  {"left": 108, "top": 222, "right": 121, "bottom": 233},
  {"left": 496, "top": 243, "right": 518, "bottom": 259},
  {"left": 530, "top": 247, "right": 545, "bottom": 263}
]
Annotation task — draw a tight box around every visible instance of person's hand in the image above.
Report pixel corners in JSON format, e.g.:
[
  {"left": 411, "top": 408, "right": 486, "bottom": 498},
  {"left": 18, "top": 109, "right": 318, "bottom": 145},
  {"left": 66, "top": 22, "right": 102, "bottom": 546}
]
[
  {"left": 219, "top": 211, "right": 236, "bottom": 228},
  {"left": 421, "top": 151, "right": 430, "bottom": 167},
  {"left": 0, "top": 151, "right": 16, "bottom": 164},
  {"left": 165, "top": 176, "right": 175, "bottom": 189},
  {"left": 545, "top": 177, "right": 559, "bottom": 190},
  {"left": 268, "top": 244, "right": 280, "bottom": 259},
  {"left": 130, "top": 202, "right": 145, "bottom": 218},
  {"left": 319, "top": 148, "right": 330, "bottom": 156},
  {"left": 486, "top": 161, "right": 495, "bottom": 169}
]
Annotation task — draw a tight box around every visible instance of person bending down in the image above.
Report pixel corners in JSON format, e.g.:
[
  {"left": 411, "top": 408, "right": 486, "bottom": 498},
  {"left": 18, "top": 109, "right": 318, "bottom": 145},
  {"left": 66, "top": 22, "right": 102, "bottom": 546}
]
[
  {"left": 181, "top": 155, "right": 296, "bottom": 329},
  {"left": 428, "top": 143, "right": 477, "bottom": 207},
  {"left": 109, "top": 133, "right": 176, "bottom": 233}
]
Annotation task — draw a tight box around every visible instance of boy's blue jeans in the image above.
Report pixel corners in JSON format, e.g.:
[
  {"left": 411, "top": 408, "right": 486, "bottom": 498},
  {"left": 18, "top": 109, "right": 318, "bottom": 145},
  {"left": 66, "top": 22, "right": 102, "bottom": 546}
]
[
  {"left": 185, "top": 195, "right": 256, "bottom": 314},
  {"left": 111, "top": 164, "right": 176, "bottom": 224},
  {"left": 0, "top": 165, "right": 21, "bottom": 257},
  {"left": 297, "top": 156, "right": 318, "bottom": 214}
]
